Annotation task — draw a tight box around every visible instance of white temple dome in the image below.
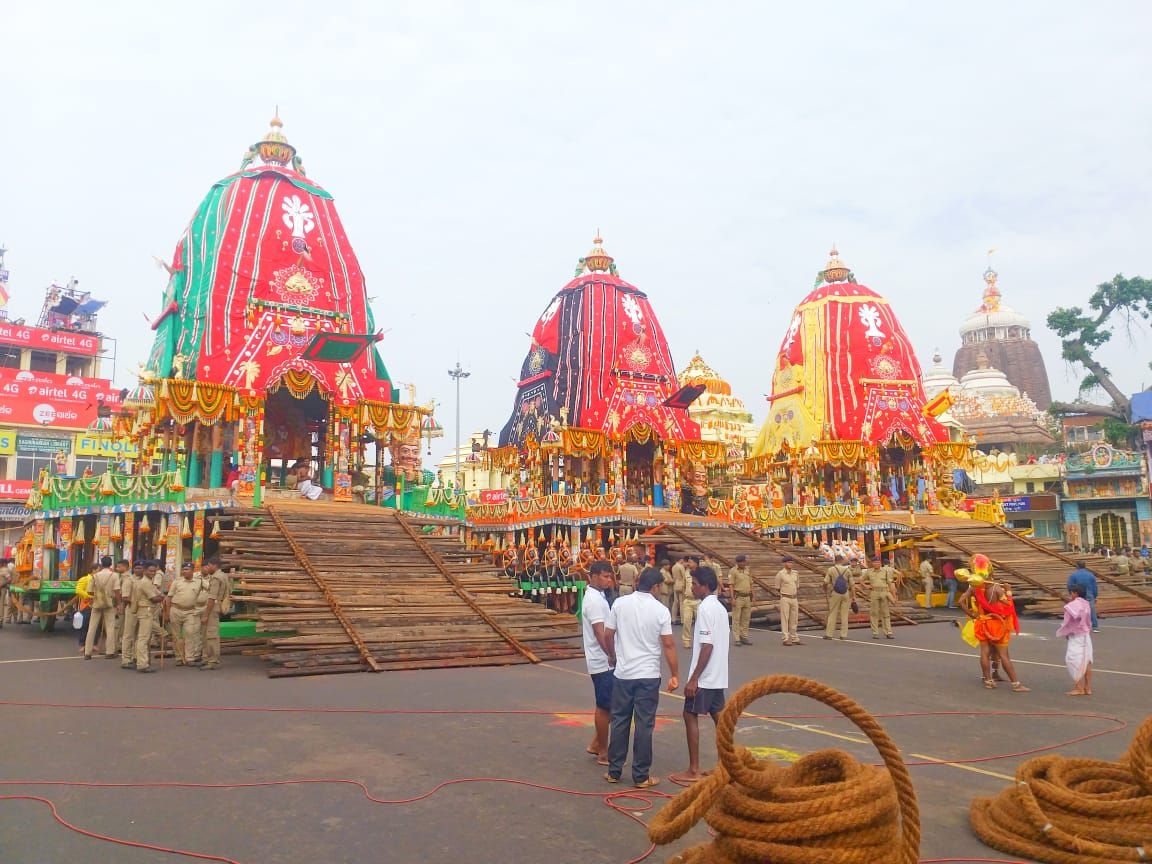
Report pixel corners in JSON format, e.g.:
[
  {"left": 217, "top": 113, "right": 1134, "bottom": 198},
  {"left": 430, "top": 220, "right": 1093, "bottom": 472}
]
[
  {"left": 958, "top": 267, "right": 1032, "bottom": 339},
  {"left": 958, "top": 351, "right": 1020, "bottom": 398}
]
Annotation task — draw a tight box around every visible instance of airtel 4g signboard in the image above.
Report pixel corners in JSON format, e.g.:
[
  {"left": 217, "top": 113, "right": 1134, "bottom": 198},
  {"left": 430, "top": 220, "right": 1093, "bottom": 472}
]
[{"left": 0, "top": 368, "right": 122, "bottom": 430}]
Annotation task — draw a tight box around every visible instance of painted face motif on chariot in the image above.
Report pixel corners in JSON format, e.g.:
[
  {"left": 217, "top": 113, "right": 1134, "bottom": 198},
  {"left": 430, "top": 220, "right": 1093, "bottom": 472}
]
[
  {"left": 858, "top": 304, "right": 885, "bottom": 340},
  {"left": 539, "top": 297, "right": 562, "bottom": 326},
  {"left": 621, "top": 295, "right": 643, "bottom": 326},
  {"left": 281, "top": 195, "right": 315, "bottom": 239},
  {"left": 783, "top": 314, "right": 802, "bottom": 350}
]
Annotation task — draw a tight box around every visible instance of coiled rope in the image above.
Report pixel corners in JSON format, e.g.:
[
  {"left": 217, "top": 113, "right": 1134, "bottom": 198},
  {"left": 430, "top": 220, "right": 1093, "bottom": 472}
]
[
  {"left": 970, "top": 713, "right": 1152, "bottom": 863},
  {"left": 647, "top": 674, "right": 920, "bottom": 864}
]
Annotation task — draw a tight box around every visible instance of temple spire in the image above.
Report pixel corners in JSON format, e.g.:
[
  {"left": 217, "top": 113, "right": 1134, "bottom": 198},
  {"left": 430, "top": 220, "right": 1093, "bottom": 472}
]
[
  {"left": 576, "top": 230, "right": 618, "bottom": 276},
  {"left": 820, "top": 245, "right": 852, "bottom": 284},
  {"left": 981, "top": 265, "right": 1001, "bottom": 312}
]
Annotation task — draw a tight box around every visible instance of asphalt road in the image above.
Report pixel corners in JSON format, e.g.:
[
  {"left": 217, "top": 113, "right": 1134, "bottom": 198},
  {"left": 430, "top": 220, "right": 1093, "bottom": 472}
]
[{"left": 1, "top": 609, "right": 1149, "bottom": 863}]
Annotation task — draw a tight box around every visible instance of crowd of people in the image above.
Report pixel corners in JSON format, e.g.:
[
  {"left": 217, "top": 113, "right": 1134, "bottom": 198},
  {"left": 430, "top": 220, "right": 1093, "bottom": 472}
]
[
  {"left": 66, "top": 555, "right": 231, "bottom": 672},
  {"left": 581, "top": 558, "right": 731, "bottom": 787},
  {"left": 576, "top": 545, "right": 1111, "bottom": 786}
]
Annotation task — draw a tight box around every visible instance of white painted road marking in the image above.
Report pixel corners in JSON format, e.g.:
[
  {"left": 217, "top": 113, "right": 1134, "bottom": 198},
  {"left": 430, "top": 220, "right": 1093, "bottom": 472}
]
[
  {"left": 796, "top": 634, "right": 1152, "bottom": 678},
  {"left": 0, "top": 655, "right": 82, "bottom": 665}
]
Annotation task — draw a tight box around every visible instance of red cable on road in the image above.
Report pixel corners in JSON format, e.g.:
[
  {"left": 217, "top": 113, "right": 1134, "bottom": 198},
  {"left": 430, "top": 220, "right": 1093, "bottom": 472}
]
[
  {"left": 1, "top": 777, "right": 667, "bottom": 864},
  {"left": 0, "top": 699, "right": 1127, "bottom": 765},
  {"left": 0, "top": 699, "right": 1130, "bottom": 864}
]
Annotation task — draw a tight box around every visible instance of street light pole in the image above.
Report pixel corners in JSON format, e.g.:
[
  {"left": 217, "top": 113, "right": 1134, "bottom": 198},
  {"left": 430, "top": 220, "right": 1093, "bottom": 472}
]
[{"left": 448, "top": 362, "right": 471, "bottom": 491}]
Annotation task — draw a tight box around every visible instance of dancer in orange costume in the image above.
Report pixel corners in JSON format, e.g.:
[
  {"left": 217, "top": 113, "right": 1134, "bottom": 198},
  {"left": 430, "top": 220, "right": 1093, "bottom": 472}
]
[{"left": 962, "top": 554, "right": 1029, "bottom": 692}]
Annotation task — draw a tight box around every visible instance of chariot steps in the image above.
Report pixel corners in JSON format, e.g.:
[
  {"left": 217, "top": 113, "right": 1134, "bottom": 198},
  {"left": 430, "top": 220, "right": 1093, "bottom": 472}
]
[
  {"left": 872, "top": 514, "right": 1152, "bottom": 618},
  {"left": 217, "top": 501, "right": 582, "bottom": 677}
]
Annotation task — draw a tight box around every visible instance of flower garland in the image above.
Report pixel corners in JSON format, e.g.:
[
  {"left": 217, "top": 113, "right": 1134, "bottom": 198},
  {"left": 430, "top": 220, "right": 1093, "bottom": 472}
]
[
  {"left": 677, "top": 439, "right": 725, "bottom": 465},
  {"left": 560, "top": 428, "right": 607, "bottom": 457},
  {"left": 160, "top": 380, "right": 237, "bottom": 424},
  {"left": 466, "top": 492, "right": 621, "bottom": 525},
  {"left": 361, "top": 400, "right": 418, "bottom": 433},
  {"left": 280, "top": 368, "right": 319, "bottom": 399}
]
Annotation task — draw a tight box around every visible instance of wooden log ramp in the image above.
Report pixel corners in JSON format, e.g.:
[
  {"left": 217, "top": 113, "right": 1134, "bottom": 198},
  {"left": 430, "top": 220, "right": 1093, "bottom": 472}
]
[
  {"left": 647, "top": 523, "right": 935, "bottom": 630},
  {"left": 882, "top": 515, "right": 1152, "bottom": 618},
  {"left": 218, "top": 501, "right": 582, "bottom": 677}
]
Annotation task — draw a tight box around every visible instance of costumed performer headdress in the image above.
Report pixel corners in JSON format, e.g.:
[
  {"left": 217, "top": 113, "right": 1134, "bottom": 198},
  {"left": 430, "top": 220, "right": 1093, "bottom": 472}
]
[{"left": 955, "top": 567, "right": 984, "bottom": 586}]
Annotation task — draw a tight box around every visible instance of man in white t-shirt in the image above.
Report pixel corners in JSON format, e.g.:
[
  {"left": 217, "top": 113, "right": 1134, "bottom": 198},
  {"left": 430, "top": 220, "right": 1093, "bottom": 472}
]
[
  {"left": 604, "top": 567, "right": 680, "bottom": 788},
  {"left": 677, "top": 565, "right": 730, "bottom": 781},
  {"left": 581, "top": 560, "right": 617, "bottom": 766}
]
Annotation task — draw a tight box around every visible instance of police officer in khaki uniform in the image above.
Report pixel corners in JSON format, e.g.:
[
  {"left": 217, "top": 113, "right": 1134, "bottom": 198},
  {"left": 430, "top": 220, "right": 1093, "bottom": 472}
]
[
  {"left": 919, "top": 557, "right": 935, "bottom": 609},
  {"left": 823, "top": 556, "right": 855, "bottom": 641},
  {"left": 680, "top": 557, "right": 700, "bottom": 648},
  {"left": 119, "top": 563, "right": 145, "bottom": 668},
  {"left": 1114, "top": 549, "right": 1131, "bottom": 578},
  {"left": 659, "top": 559, "right": 675, "bottom": 614},
  {"left": 199, "top": 558, "right": 229, "bottom": 671},
  {"left": 706, "top": 557, "right": 727, "bottom": 596},
  {"left": 151, "top": 563, "right": 175, "bottom": 644},
  {"left": 84, "top": 557, "right": 121, "bottom": 660},
  {"left": 131, "top": 565, "right": 163, "bottom": 673},
  {"left": 670, "top": 557, "right": 688, "bottom": 624},
  {"left": 617, "top": 551, "right": 639, "bottom": 597},
  {"left": 165, "top": 562, "right": 205, "bottom": 667},
  {"left": 728, "top": 554, "right": 753, "bottom": 646},
  {"left": 864, "top": 557, "right": 896, "bottom": 640},
  {"left": 774, "top": 557, "right": 801, "bottom": 645}
]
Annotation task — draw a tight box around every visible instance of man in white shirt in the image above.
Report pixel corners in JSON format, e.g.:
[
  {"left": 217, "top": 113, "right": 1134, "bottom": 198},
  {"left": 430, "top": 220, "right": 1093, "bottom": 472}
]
[
  {"left": 604, "top": 567, "right": 679, "bottom": 788},
  {"left": 581, "top": 560, "right": 617, "bottom": 766},
  {"left": 677, "top": 565, "right": 730, "bottom": 781}
]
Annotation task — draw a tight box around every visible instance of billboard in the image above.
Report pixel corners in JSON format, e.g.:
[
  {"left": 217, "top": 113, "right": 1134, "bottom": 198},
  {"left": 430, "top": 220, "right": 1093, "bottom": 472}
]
[
  {"left": 75, "top": 433, "right": 139, "bottom": 458},
  {"left": 959, "top": 495, "right": 1030, "bottom": 513},
  {"left": 17, "top": 432, "right": 73, "bottom": 454},
  {"left": 0, "top": 368, "right": 122, "bottom": 430},
  {"left": 0, "top": 322, "right": 100, "bottom": 356},
  {"left": 0, "top": 479, "right": 34, "bottom": 500}
]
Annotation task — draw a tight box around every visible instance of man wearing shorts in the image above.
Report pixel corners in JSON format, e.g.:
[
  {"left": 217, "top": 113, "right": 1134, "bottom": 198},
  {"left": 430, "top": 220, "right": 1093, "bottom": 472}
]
[
  {"left": 677, "top": 565, "right": 730, "bottom": 781},
  {"left": 582, "top": 560, "right": 616, "bottom": 765}
]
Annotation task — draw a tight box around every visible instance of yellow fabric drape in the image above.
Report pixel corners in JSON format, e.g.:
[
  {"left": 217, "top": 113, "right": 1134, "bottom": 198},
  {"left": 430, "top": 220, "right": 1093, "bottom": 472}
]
[
  {"left": 678, "top": 440, "right": 725, "bottom": 465},
  {"left": 925, "top": 442, "right": 975, "bottom": 468},
  {"left": 360, "top": 401, "right": 419, "bottom": 433},
  {"left": 817, "top": 440, "right": 874, "bottom": 467},
  {"left": 159, "top": 380, "right": 237, "bottom": 424},
  {"left": 562, "top": 427, "right": 607, "bottom": 457},
  {"left": 280, "top": 369, "right": 319, "bottom": 399}
]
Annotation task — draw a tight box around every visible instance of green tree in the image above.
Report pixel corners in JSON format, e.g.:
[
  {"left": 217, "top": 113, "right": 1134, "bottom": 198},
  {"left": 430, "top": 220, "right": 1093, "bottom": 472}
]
[
  {"left": 1047, "top": 274, "right": 1152, "bottom": 419},
  {"left": 1101, "top": 417, "right": 1138, "bottom": 449}
]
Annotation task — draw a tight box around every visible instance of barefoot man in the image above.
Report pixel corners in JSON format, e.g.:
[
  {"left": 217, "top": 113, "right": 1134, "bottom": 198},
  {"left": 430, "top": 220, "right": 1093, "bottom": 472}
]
[
  {"left": 1058, "top": 583, "right": 1094, "bottom": 696},
  {"left": 581, "top": 560, "right": 616, "bottom": 765},
  {"left": 677, "top": 565, "right": 730, "bottom": 782}
]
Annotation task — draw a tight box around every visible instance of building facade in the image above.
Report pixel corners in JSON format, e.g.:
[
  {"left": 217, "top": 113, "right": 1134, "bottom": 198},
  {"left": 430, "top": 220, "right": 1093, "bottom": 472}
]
[
  {"left": 675, "top": 353, "right": 757, "bottom": 456},
  {"left": 0, "top": 271, "right": 120, "bottom": 548},
  {"left": 1060, "top": 444, "right": 1151, "bottom": 551},
  {"left": 952, "top": 266, "right": 1052, "bottom": 410}
]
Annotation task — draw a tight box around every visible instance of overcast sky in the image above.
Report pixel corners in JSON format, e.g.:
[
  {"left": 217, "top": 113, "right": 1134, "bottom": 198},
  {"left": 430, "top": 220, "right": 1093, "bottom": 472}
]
[{"left": 3, "top": 1, "right": 1150, "bottom": 466}]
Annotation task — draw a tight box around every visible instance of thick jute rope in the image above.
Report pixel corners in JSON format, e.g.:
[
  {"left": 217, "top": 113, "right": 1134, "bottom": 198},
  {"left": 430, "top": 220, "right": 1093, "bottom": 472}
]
[
  {"left": 647, "top": 674, "right": 920, "bottom": 864},
  {"left": 970, "top": 714, "right": 1152, "bottom": 863}
]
